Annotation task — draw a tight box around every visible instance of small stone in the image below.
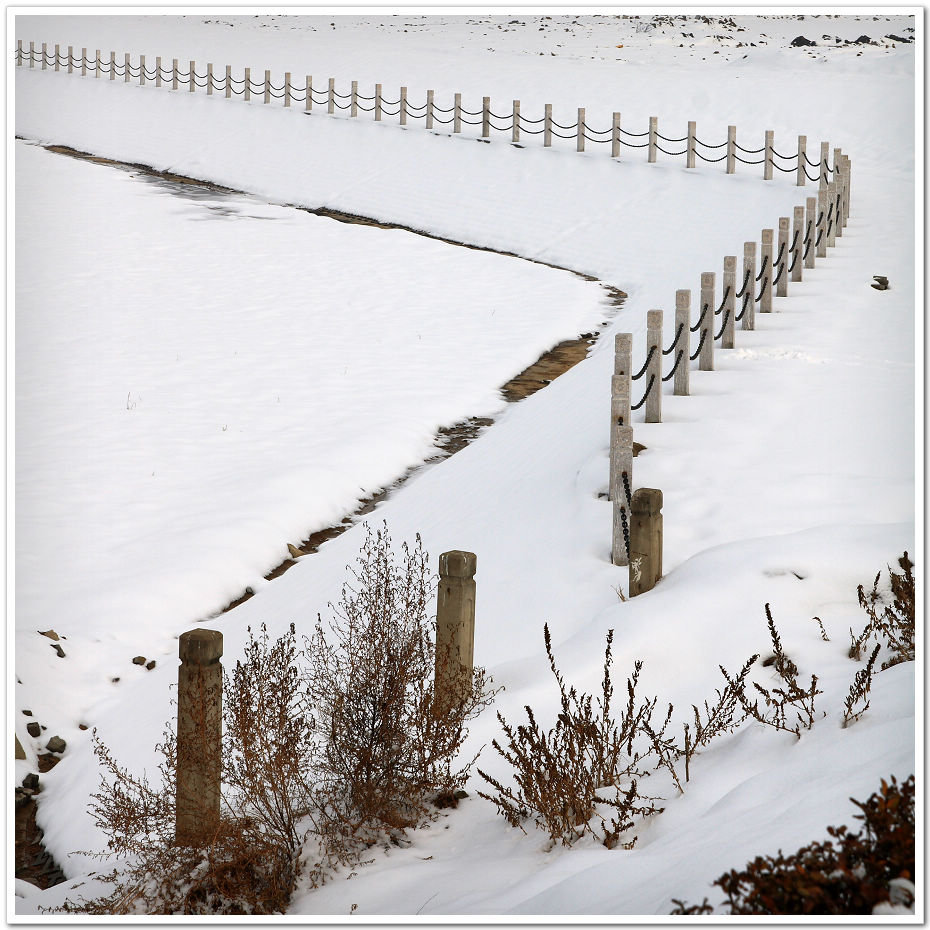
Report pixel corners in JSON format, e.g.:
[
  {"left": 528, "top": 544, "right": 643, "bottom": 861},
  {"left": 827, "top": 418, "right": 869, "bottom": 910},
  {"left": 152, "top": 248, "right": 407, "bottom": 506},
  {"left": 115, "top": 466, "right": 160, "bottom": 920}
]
[
  {"left": 78, "top": 724, "right": 88, "bottom": 730},
  {"left": 51, "top": 643, "right": 66, "bottom": 658},
  {"left": 38, "top": 629, "right": 59, "bottom": 641},
  {"left": 26, "top": 722, "right": 41, "bottom": 738},
  {"left": 22, "top": 709, "right": 32, "bottom": 716},
  {"left": 287, "top": 543, "right": 303, "bottom": 559},
  {"left": 132, "top": 656, "right": 146, "bottom": 665},
  {"left": 15, "top": 735, "right": 26, "bottom": 760},
  {"left": 453, "top": 789, "right": 469, "bottom": 800},
  {"left": 111, "top": 677, "right": 120, "bottom": 683},
  {"left": 22, "top": 773, "right": 39, "bottom": 791},
  {"left": 45, "top": 736, "right": 66, "bottom": 754},
  {"left": 146, "top": 660, "right": 156, "bottom": 670}
]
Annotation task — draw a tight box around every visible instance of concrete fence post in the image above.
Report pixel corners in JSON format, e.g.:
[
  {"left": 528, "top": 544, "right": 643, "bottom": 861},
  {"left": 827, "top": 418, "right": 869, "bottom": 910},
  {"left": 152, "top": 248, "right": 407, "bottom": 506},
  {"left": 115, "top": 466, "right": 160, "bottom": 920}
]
[
  {"left": 764, "top": 129, "right": 774, "bottom": 180},
  {"left": 791, "top": 205, "right": 804, "bottom": 283},
  {"left": 55, "top": 43, "right": 61, "bottom": 72},
  {"left": 674, "top": 290, "right": 690, "bottom": 396},
  {"left": 687, "top": 120, "right": 696, "bottom": 169},
  {"left": 819, "top": 140, "right": 830, "bottom": 188},
  {"left": 645, "top": 310, "right": 663, "bottom": 423},
  {"left": 816, "top": 188, "right": 828, "bottom": 258},
  {"left": 285, "top": 72, "right": 292, "bottom": 108},
  {"left": 512, "top": 99, "right": 520, "bottom": 143},
  {"left": 400, "top": 86, "right": 408, "bottom": 125},
  {"left": 796, "top": 134, "right": 807, "bottom": 186},
  {"left": 805, "top": 196, "right": 817, "bottom": 269},
  {"left": 648, "top": 116, "right": 657, "bottom": 163},
  {"left": 140, "top": 53, "right": 146, "bottom": 85},
  {"left": 611, "top": 426, "right": 634, "bottom": 568},
  {"left": 175, "top": 629, "right": 223, "bottom": 847},
  {"left": 205, "top": 62, "right": 212, "bottom": 95},
  {"left": 629, "top": 488, "right": 663, "bottom": 597},
  {"left": 481, "top": 96, "right": 490, "bottom": 137},
  {"left": 611, "top": 112, "right": 621, "bottom": 159},
  {"left": 156, "top": 56, "right": 162, "bottom": 87},
  {"left": 349, "top": 79, "right": 356, "bottom": 116},
  {"left": 426, "top": 89, "right": 434, "bottom": 129},
  {"left": 224, "top": 64, "right": 230, "bottom": 98},
  {"left": 726, "top": 124, "right": 736, "bottom": 174},
  {"left": 263, "top": 69, "right": 271, "bottom": 104},
  {"left": 244, "top": 67, "right": 251, "bottom": 101},
  {"left": 827, "top": 181, "right": 838, "bottom": 247},
  {"left": 305, "top": 75, "right": 313, "bottom": 112},
  {"left": 722, "top": 256, "right": 737, "bottom": 349},
  {"left": 759, "top": 229, "right": 773, "bottom": 313},
  {"left": 776, "top": 216, "right": 790, "bottom": 298},
  {"left": 125, "top": 52, "right": 131, "bottom": 83},
  {"left": 16, "top": 39, "right": 22, "bottom": 67},
  {"left": 67, "top": 45, "right": 73, "bottom": 74},
  {"left": 41, "top": 42, "right": 46, "bottom": 70},
  {"left": 544, "top": 103, "right": 552, "bottom": 147},
  {"left": 30, "top": 41, "right": 35, "bottom": 69},
  {"left": 189, "top": 59, "right": 195, "bottom": 93},
  {"left": 742, "top": 242, "right": 756, "bottom": 331},
  {"left": 699, "top": 272, "right": 715, "bottom": 370},
  {"left": 327, "top": 77, "right": 334, "bottom": 114},
  {"left": 172, "top": 58, "right": 178, "bottom": 90},
  {"left": 577, "top": 107, "right": 585, "bottom": 152},
  {"left": 454, "top": 92, "right": 462, "bottom": 134},
  {"left": 81, "top": 47, "right": 87, "bottom": 77},
  {"left": 434, "top": 552, "right": 476, "bottom": 717},
  {"left": 374, "top": 83, "right": 382, "bottom": 120}
]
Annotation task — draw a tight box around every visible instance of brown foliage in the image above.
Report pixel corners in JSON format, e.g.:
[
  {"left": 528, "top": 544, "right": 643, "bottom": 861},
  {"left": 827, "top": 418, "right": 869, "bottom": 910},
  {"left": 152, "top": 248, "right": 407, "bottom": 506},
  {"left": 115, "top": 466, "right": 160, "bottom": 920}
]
[{"left": 849, "top": 552, "right": 915, "bottom": 669}]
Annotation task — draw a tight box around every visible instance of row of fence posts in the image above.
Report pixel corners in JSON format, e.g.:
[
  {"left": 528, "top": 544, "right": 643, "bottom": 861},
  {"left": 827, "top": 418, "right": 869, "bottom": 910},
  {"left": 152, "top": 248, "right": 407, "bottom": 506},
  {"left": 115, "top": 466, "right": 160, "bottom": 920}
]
[
  {"left": 173, "top": 549, "right": 476, "bottom": 845},
  {"left": 19, "top": 40, "right": 837, "bottom": 183},
  {"left": 609, "top": 150, "right": 851, "bottom": 594}
]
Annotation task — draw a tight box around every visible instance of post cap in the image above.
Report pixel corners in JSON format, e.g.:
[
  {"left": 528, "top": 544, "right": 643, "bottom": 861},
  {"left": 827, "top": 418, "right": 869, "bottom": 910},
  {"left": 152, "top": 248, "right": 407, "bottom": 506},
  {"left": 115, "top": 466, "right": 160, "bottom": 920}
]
[
  {"left": 631, "top": 487, "right": 663, "bottom": 515},
  {"left": 744, "top": 241, "right": 757, "bottom": 254},
  {"left": 440, "top": 551, "right": 477, "bottom": 579},
  {"left": 762, "top": 228, "right": 774, "bottom": 244},
  {"left": 701, "top": 272, "right": 715, "bottom": 286},
  {"left": 675, "top": 289, "right": 690, "bottom": 308},
  {"left": 647, "top": 309, "right": 663, "bottom": 328},
  {"left": 179, "top": 628, "right": 223, "bottom": 665},
  {"left": 779, "top": 216, "right": 790, "bottom": 229},
  {"left": 724, "top": 255, "right": 737, "bottom": 270}
]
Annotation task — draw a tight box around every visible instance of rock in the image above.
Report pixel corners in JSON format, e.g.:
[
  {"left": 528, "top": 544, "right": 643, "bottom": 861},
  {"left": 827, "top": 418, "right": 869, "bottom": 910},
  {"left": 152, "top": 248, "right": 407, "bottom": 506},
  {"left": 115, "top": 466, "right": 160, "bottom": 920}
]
[
  {"left": 22, "top": 773, "right": 39, "bottom": 791},
  {"left": 132, "top": 656, "right": 146, "bottom": 665},
  {"left": 22, "top": 709, "right": 32, "bottom": 716},
  {"left": 15, "top": 735, "right": 26, "bottom": 760},
  {"left": 45, "top": 736, "right": 66, "bottom": 754},
  {"left": 51, "top": 643, "right": 66, "bottom": 659},
  {"left": 790, "top": 35, "right": 816, "bottom": 46},
  {"left": 38, "top": 629, "right": 59, "bottom": 641},
  {"left": 855, "top": 35, "right": 874, "bottom": 44},
  {"left": 886, "top": 33, "right": 913, "bottom": 43},
  {"left": 26, "top": 722, "right": 41, "bottom": 738},
  {"left": 146, "top": 660, "right": 156, "bottom": 670},
  {"left": 15, "top": 793, "right": 33, "bottom": 811},
  {"left": 873, "top": 275, "right": 889, "bottom": 286},
  {"left": 78, "top": 723, "right": 88, "bottom": 730},
  {"left": 287, "top": 543, "right": 303, "bottom": 559}
]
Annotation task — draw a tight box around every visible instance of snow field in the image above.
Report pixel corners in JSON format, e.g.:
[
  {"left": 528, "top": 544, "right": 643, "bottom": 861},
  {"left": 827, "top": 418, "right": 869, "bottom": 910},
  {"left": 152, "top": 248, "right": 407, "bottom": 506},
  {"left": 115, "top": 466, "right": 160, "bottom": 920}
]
[{"left": 12, "top": 13, "right": 918, "bottom": 917}]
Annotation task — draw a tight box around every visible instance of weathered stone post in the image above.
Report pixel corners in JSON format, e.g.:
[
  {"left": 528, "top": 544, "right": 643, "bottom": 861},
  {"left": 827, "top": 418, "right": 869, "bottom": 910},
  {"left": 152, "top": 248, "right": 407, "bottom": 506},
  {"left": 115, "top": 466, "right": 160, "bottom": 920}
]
[
  {"left": 726, "top": 124, "right": 736, "bottom": 174},
  {"left": 776, "top": 216, "right": 790, "bottom": 298},
  {"left": 543, "top": 104, "right": 552, "bottom": 147},
  {"left": 56, "top": 44, "right": 61, "bottom": 73},
  {"left": 435, "top": 552, "right": 476, "bottom": 717},
  {"left": 645, "top": 310, "right": 663, "bottom": 423},
  {"left": 172, "top": 58, "right": 178, "bottom": 91},
  {"left": 721, "top": 255, "right": 737, "bottom": 349},
  {"left": 41, "top": 42, "right": 47, "bottom": 70},
  {"left": 205, "top": 62, "right": 212, "bottom": 95},
  {"left": 512, "top": 100, "right": 520, "bottom": 143},
  {"left": 674, "top": 290, "right": 690, "bottom": 396},
  {"left": 327, "top": 77, "right": 335, "bottom": 114},
  {"left": 285, "top": 72, "right": 293, "bottom": 108},
  {"left": 629, "top": 488, "right": 663, "bottom": 597},
  {"left": 686, "top": 120, "right": 696, "bottom": 169},
  {"left": 648, "top": 116, "right": 657, "bottom": 163},
  {"left": 699, "top": 272, "right": 715, "bottom": 370},
  {"left": 805, "top": 195, "right": 817, "bottom": 269},
  {"left": 81, "top": 47, "right": 87, "bottom": 77},
  {"left": 426, "top": 90, "right": 435, "bottom": 129},
  {"left": 827, "top": 181, "right": 838, "bottom": 248},
  {"left": 400, "top": 86, "right": 408, "bottom": 125},
  {"left": 374, "top": 83, "right": 382, "bottom": 120},
  {"left": 819, "top": 140, "right": 830, "bottom": 188},
  {"left": 306, "top": 75, "right": 313, "bottom": 112},
  {"left": 796, "top": 134, "right": 806, "bottom": 186},
  {"left": 349, "top": 79, "right": 356, "bottom": 116},
  {"left": 791, "top": 205, "right": 804, "bottom": 283},
  {"left": 175, "top": 628, "right": 223, "bottom": 847},
  {"left": 189, "top": 59, "right": 195, "bottom": 93},
  {"left": 140, "top": 54, "right": 146, "bottom": 85},
  {"left": 244, "top": 66, "right": 251, "bottom": 101},
  {"left": 16, "top": 40, "right": 22, "bottom": 67},
  {"left": 577, "top": 107, "right": 585, "bottom": 152},
  {"left": 263, "top": 69, "right": 271, "bottom": 104},
  {"left": 759, "top": 229, "right": 773, "bottom": 313},
  {"left": 125, "top": 52, "right": 131, "bottom": 84},
  {"left": 742, "top": 242, "right": 756, "bottom": 331},
  {"left": 763, "top": 130, "right": 774, "bottom": 180},
  {"left": 67, "top": 45, "right": 73, "bottom": 74},
  {"left": 224, "top": 64, "right": 230, "bottom": 98},
  {"left": 155, "top": 56, "right": 162, "bottom": 87},
  {"left": 610, "top": 334, "right": 632, "bottom": 569},
  {"left": 816, "top": 187, "right": 828, "bottom": 258},
  {"left": 611, "top": 112, "right": 621, "bottom": 159},
  {"left": 481, "top": 96, "right": 490, "bottom": 138},
  {"left": 454, "top": 93, "right": 462, "bottom": 134}
]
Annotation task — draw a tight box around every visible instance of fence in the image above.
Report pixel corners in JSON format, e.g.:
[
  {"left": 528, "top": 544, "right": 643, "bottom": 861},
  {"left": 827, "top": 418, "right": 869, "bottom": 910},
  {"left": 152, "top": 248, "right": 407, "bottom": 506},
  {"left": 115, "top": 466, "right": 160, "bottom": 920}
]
[
  {"left": 609, "top": 149, "right": 851, "bottom": 592},
  {"left": 17, "top": 40, "right": 839, "bottom": 183}
]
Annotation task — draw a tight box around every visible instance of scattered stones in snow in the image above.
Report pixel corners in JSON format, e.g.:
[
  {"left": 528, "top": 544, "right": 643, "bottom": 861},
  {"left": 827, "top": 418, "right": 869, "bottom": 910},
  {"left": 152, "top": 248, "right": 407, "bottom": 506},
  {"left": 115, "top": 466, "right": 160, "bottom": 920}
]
[
  {"left": 132, "top": 655, "right": 146, "bottom": 665},
  {"left": 50, "top": 643, "right": 65, "bottom": 659},
  {"left": 872, "top": 275, "right": 890, "bottom": 291},
  {"left": 38, "top": 630, "right": 59, "bottom": 641},
  {"left": 146, "top": 660, "right": 156, "bottom": 670},
  {"left": 886, "top": 33, "right": 914, "bottom": 43},
  {"left": 22, "top": 709, "right": 32, "bottom": 716},
  {"left": 791, "top": 35, "right": 816, "bottom": 46},
  {"left": 22, "top": 773, "right": 39, "bottom": 791},
  {"left": 78, "top": 723, "right": 88, "bottom": 730},
  {"left": 26, "top": 722, "right": 41, "bottom": 738},
  {"left": 45, "top": 736, "right": 66, "bottom": 754}
]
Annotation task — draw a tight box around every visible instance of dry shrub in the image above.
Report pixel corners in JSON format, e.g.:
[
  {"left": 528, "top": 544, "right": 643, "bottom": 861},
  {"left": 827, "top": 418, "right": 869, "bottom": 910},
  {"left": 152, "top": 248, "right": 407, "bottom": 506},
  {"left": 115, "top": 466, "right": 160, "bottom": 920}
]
[
  {"left": 671, "top": 774, "right": 915, "bottom": 915},
  {"left": 477, "top": 625, "right": 668, "bottom": 850},
  {"left": 849, "top": 552, "right": 915, "bottom": 669},
  {"left": 304, "top": 524, "right": 497, "bottom": 872}
]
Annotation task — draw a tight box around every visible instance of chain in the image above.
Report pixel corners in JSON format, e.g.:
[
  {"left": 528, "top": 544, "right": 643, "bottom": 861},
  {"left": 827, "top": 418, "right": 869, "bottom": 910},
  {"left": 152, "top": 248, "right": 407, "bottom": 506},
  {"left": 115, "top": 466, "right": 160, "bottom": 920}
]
[
  {"left": 631, "top": 344, "right": 657, "bottom": 381},
  {"left": 662, "top": 349, "right": 684, "bottom": 382},
  {"left": 630, "top": 374, "right": 656, "bottom": 411}
]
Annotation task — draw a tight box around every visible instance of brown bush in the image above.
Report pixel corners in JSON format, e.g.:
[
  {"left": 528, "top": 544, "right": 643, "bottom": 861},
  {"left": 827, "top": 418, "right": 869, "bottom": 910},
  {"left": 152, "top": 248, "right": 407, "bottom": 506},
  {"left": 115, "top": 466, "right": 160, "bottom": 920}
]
[{"left": 849, "top": 552, "right": 915, "bottom": 669}]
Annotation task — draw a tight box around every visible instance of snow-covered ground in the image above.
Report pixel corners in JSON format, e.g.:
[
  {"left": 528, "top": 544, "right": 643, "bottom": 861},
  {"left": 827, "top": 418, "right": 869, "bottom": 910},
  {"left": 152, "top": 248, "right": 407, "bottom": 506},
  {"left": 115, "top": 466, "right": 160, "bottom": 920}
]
[{"left": 11, "top": 12, "right": 919, "bottom": 918}]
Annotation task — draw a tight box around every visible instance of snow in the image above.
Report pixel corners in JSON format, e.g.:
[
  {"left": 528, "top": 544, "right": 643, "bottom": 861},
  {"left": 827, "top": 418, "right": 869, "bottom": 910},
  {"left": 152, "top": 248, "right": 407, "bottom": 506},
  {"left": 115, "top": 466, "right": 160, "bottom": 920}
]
[{"left": 11, "top": 11, "right": 919, "bottom": 919}]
